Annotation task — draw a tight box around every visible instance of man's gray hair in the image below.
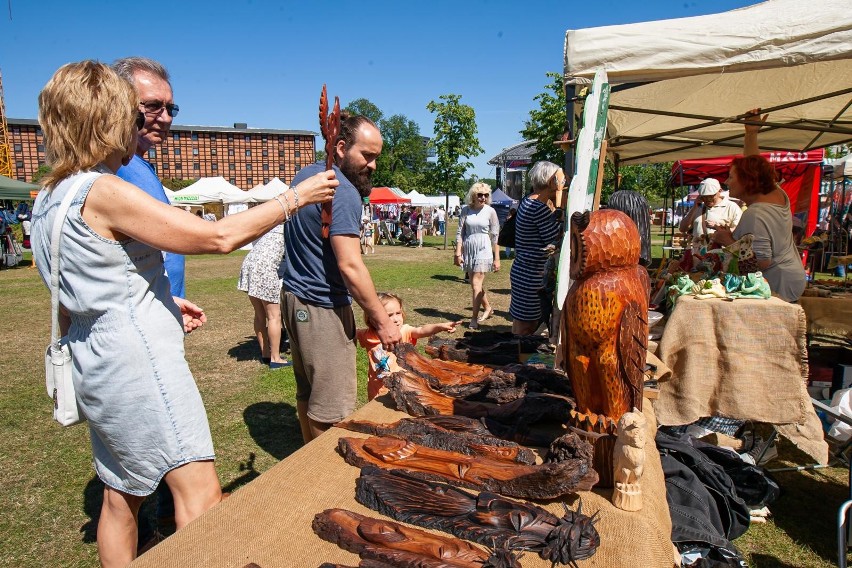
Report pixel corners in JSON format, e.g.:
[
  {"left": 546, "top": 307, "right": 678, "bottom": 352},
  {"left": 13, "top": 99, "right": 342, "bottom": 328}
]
[
  {"left": 111, "top": 56, "right": 170, "bottom": 85},
  {"left": 528, "top": 161, "right": 561, "bottom": 190}
]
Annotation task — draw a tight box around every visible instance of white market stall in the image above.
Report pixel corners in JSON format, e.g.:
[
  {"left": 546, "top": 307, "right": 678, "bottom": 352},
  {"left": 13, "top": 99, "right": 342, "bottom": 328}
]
[
  {"left": 170, "top": 176, "right": 251, "bottom": 206},
  {"left": 563, "top": 0, "right": 852, "bottom": 166}
]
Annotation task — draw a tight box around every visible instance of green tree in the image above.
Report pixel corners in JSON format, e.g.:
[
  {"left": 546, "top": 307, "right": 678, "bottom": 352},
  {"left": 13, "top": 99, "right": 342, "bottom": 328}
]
[
  {"left": 427, "top": 94, "right": 483, "bottom": 247},
  {"left": 31, "top": 164, "right": 52, "bottom": 184},
  {"left": 601, "top": 162, "right": 672, "bottom": 205},
  {"left": 162, "top": 178, "right": 197, "bottom": 190},
  {"left": 374, "top": 114, "right": 428, "bottom": 189},
  {"left": 520, "top": 72, "right": 567, "bottom": 165},
  {"left": 344, "top": 98, "right": 384, "bottom": 125}
]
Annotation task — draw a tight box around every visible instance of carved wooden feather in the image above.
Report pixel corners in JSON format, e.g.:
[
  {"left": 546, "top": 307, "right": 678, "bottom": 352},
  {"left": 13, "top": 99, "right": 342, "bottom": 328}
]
[
  {"left": 338, "top": 436, "right": 597, "bottom": 499},
  {"left": 318, "top": 85, "right": 341, "bottom": 239},
  {"left": 355, "top": 467, "right": 600, "bottom": 567},
  {"left": 337, "top": 417, "right": 537, "bottom": 465}
]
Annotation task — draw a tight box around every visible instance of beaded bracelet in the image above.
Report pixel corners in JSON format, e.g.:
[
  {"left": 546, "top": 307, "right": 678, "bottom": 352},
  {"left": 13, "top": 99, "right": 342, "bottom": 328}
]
[{"left": 274, "top": 195, "right": 290, "bottom": 222}]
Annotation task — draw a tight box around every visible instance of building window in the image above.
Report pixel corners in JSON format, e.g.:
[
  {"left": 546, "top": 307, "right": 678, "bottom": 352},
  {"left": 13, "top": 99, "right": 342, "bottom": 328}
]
[
  {"left": 246, "top": 163, "right": 252, "bottom": 171},
  {"left": 263, "top": 178, "right": 269, "bottom": 184},
  {"left": 12, "top": 127, "right": 20, "bottom": 134},
  {"left": 230, "top": 177, "right": 236, "bottom": 184},
  {"left": 211, "top": 148, "right": 217, "bottom": 155},
  {"left": 295, "top": 151, "right": 300, "bottom": 158},
  {"left": 14, "top": 143, "right": 21, "bottom": 151},
  {"left": 175, "top": 163, "right": 182, "bottom": 170},
  {"left": 37, "top": 144, "right": 45, "bottom": 153},
  {"left": 192, "top": 148, "right": 199, "bottom": 155},
  {"left": 17, "top": 176, "right": 24, "bottom": 181},
  {"left": 295, "top": 165, "right": 301, "bottom": 172},
  {"left": 227, "top": 134, "right": 234, "bottom": 142},
  {"left": 278, "top": 135, "right": 285, "bottom": 142},
  {"left": 279, "top": 164, "right": 286, "bottom": 171},
  {"left": 261, "top": 135, "right": 268, "bottom": 142},
  {"left": 245, "top": 149, "right": 251, "bottom": 157},
  {"left": 262, "top": 149, "right": 268, "bottom": 157},
  {"left": 228, "top": 149, "right": 234, "bottom": 156},
  {"left": 210, "top": 134, "right": 216, "bottom": 142},
  {"left": 151, "top": 164, "right": 157, "bottom": 174},
  {"left": 262, "top": 163, "right": 269, "bottom": 171},
  {"left": 16, "top": 160, "right": 23, "bottom": 168},
  {"left": 212, "top": 163, "right": 218, "bottom": 170},
  {"left": 173, "top": 133, "right": 180, "bottom": 141},
  {"left": 174, "top": 148, "right": 181, "bottom": 155},
  {"left": 229, "top": 163, "right": 235, "bottom": 170},
  {"left": 247, "top": 177, "right": 253, "bottom": 185},
  {"left": 278, "top": 150, "right": 285, "bottom": 158},
  {"left": 191, "top": 133, "right": 198, "bottom": 141},
  {"left": 245, "top": 135, "right": 251, "bottom": 142},
  {"left": 293, "top": 136, "right": 300, "bottom": 143},
  {"left": 193, "top": 163, "right": 200, "bottom": 170},
  {"left": 35, "top": 127, "right": 42, "bottom": 135},
  {"left": 163, "top": 163, "right": 170, "bottom": 170}
]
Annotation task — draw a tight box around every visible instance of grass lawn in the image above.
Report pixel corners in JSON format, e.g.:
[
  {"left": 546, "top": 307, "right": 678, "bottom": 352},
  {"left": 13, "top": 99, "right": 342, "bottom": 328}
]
[{"left": 0, "top": 224, "right": 849, "bottom": 567}]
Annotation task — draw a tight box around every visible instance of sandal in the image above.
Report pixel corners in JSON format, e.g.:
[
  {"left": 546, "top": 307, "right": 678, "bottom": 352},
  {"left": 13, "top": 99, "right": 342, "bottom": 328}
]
[
  {"left": 468, "top": 319, "right": 479, "bottom": 330},
  {"left": 477, "top": 307, "right": 493, "bottom": 323},
  {"left": 269, "top": 361, "right": 292, "bottom": 369}
]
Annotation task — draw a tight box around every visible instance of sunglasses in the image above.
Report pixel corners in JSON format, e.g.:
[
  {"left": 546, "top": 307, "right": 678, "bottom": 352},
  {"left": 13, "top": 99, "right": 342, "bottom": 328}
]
[
  {"left": 135, "top": 110, "right": 145, "bottom": 130},
  {"left": 139, "top": 100, "right": 180, "bottom": 117},
  {"left": 476, "top": 193, "right": 490, "bottom": 198}
]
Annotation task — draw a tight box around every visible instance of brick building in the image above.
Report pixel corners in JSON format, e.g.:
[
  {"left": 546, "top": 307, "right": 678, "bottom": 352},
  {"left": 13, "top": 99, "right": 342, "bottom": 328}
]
[{"left": 7, "top": 118, "right": 318, "bottom": 189}]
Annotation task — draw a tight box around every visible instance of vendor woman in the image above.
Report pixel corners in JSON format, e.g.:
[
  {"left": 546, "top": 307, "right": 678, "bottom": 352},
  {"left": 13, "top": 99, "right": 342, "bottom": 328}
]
[
  {"left": 679, "top": 178, "right": 742, "bottom": 253},
  {"left": 712, "top": 110, "right": 807, "bottom": 302}
]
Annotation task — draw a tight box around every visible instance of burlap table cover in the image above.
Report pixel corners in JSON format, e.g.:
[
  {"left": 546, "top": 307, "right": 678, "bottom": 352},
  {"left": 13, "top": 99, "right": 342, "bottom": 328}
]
[
  {"left": 131, "top": 398, "right": 675, "bottom": 568},
  {"left": 655, "top": 295, "right": 828, "bottom": 464},
  {"left": 798, "top": 294, "right": 852, "bottom": 339}
]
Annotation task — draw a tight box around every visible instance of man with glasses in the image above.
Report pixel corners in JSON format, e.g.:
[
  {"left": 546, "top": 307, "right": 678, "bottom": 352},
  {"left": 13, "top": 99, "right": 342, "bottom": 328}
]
[
  {"left": 113, "top": 56, "right": 185, "bottom": 298},
  {"left": 679, "top": 177, "right": 743, "bottom": 254}
]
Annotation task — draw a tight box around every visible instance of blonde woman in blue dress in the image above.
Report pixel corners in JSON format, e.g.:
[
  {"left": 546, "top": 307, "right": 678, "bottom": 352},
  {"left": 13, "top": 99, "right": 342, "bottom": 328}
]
[
  {"left": 31, "top": 61, "right": 337, "bottom": 567},
  {"left": 454, "top": 182, "right": 500, "bottom": 329}
]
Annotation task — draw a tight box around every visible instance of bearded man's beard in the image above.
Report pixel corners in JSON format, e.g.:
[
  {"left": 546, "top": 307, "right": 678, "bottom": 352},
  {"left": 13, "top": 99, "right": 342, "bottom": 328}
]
[{"left": 339, "top": 156, "right": 373, "bottom": 198}]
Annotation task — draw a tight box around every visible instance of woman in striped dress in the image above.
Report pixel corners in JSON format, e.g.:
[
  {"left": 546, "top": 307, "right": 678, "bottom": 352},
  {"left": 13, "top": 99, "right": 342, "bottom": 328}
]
[{"left": 509, "top": 161, "right": 564, "bottom": 335}]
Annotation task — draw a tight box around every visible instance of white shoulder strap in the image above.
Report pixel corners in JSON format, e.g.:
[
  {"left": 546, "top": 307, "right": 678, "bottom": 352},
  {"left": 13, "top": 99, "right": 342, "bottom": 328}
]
[{"left": 49, "top": 172, "right": 102, "bottom": 344}]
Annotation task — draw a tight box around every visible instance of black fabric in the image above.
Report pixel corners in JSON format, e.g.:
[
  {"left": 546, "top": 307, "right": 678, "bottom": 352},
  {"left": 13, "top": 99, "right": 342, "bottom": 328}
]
[
  {"left": 693, "top": 439, "right": 781, "bottom": 508},
  {"left": 497, "top": 214, "right": 516, "bottom": 247},
  {"left": 656, "top": 430, "right": 751, "bottom": 546}
]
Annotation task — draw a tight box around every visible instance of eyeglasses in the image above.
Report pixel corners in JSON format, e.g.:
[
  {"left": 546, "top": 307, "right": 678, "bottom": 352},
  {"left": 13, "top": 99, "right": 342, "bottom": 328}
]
[
  {"left": 135, "top": 110, "right": 145, "bottom": 130},
  {"left": 476, "top": 193, "right": 490, "bottom": 198},
  {"left": 139, "top": 100, "right": 180, "bottom": 117}
]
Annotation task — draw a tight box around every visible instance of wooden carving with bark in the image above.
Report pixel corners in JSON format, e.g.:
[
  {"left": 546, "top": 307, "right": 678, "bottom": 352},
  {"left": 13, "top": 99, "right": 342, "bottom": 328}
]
[
  {"left": 562, "top": 209, "right": 649, "bottom": 434},
  {"left": 426, "top": 331, "right": 551, "bottom": 366},
  {"left": 313, "top": 508, "right": 521, "bottom": 568},
  {"left": 338, "top": 435, "right": 597, "bottom": 499},
  {"left": 355, "top": 467, "right": 601, "bottom": 567},
  {"left": 319, "top": 85, "right": 341, "bottom": 239},
  {"left": 337, "top": 416, "right": 537, "bottom": 465}
]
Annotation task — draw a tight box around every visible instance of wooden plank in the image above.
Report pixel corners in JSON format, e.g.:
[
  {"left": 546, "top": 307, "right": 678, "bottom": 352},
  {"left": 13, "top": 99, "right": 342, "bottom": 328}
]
[{"left": 592, "top": 139, "right": 608, "bottom": 211}]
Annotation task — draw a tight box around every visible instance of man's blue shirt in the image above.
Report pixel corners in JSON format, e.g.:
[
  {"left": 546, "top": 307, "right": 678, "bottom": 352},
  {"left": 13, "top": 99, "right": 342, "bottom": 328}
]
[{"left": 117, "top": 154, "right": 186, "bottom": 298}]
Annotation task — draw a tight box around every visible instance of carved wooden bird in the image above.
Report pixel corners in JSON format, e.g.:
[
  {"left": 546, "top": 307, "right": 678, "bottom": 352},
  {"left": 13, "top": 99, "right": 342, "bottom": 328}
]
[{"left": 563, "top": 209, "right": 649, "bottom": 433}]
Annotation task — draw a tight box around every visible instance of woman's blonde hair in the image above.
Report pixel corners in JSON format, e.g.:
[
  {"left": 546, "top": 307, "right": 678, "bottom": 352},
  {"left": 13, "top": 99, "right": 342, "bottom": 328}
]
[
  {"left": 364, "top": 292, "right": 405, "bottom": 330},
  {"left": 466, "top": 182, "right": 492, "bottom": 207},
  {"left": 38, "top": 60, "right": 137, "bottom": 188}
]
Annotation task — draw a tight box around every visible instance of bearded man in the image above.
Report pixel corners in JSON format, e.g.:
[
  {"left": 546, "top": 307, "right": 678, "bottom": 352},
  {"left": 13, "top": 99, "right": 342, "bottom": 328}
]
[{"left": 280, "top": 113, "right": 401, "bottom": 443}]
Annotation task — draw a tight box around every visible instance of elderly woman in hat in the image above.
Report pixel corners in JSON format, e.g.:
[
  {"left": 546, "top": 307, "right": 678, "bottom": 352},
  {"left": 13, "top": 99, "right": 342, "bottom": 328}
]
[{"left": 679, "top": 177, "right": 743, "bottom": 254}]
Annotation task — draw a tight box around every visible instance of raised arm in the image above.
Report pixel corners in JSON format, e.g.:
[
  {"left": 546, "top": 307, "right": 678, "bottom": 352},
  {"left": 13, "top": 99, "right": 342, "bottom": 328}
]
[
  {"left": 85, "top": 170, "right": 338, "bottom": 254},
  {"left": 743, "top": 108, "right": 767, "bottom": 157}
]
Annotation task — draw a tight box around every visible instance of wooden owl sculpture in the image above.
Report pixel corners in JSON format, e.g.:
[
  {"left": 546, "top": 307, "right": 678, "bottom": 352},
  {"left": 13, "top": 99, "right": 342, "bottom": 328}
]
[{"left": 563, "top": 209, "right": 649, "bottom": 434}]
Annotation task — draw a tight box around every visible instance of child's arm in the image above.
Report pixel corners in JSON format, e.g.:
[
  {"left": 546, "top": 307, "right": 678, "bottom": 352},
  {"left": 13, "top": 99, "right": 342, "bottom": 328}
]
[{"left": 410, "top": 320, "right": 463, "bottom": 341}]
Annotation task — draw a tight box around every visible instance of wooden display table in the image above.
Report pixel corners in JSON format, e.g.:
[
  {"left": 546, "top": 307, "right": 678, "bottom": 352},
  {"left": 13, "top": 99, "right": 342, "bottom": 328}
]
[{"left": 130, "top": 398, "right": 675, "bottom": 567}]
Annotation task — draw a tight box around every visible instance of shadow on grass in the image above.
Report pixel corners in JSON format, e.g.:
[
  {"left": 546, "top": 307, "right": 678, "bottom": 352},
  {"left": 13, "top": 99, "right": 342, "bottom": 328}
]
[
  {"left": 81, "top": 476, "right": 159, "bottom": 547},
  {"left": 228, "top": 336, "right": 262, "bottom": 362},
  {"left": 431, "top": 274, "right": 465, "bottom": 283},
  {"left": 769, "top": 465, "right": 848, "bottom": 564},
  {"left": 750, "top": 554, "right": 800, "bottom": 568},
  {"left": 489, "top": 288, "right": 511, "bottom": 296},
  {"left": 243, "top": 401, "right": 303, "bottom": 461}
]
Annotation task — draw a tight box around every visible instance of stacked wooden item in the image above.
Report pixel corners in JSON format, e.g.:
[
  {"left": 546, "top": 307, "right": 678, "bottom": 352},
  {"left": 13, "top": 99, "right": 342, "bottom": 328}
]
[{"left": 313, "top": 209, "right": 649, "bottom": 567}]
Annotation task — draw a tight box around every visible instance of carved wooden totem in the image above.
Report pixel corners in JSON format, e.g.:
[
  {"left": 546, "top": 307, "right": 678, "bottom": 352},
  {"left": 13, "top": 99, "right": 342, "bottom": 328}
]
[
  {"left": 562, "top": 209, "right": 649, "bottom": 434},
  {"left": 318, "top": 85, "right": 340, "bottom": 239},
  {"left": 611, "top": 410, "right": 647, "bottom": 512}
]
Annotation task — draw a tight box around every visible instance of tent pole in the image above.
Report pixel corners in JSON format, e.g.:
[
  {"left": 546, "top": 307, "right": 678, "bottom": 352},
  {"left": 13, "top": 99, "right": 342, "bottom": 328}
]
[{"left": 614, "top": 155, "right": 620, "bottom": 191}]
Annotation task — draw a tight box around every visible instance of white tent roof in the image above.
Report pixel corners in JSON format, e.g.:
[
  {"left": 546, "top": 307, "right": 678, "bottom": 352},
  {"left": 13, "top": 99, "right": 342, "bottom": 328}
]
[
  {"left": 409, "top": 194, "right": 460, "bottom": 209},
  {"left": 564, "top": 0, "right": 852, "bottom": 164},
  {"left": 170, "top": 177, "right": 250, "bottom": 204},
  {"left": 246, "top": 177, "right": 289, "bottom": 202}
]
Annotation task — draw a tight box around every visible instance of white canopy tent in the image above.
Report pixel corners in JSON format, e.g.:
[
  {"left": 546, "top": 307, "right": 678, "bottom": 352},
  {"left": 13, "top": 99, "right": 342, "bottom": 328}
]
[
  {"left": 246, "top": 177, "right": 289, "bottom": 202},
  {"left": 564, "top": 0, "right": 852, "bottom": 165},
  {"left": 170, "top": 177, "right": 251, "bottom": 205}
]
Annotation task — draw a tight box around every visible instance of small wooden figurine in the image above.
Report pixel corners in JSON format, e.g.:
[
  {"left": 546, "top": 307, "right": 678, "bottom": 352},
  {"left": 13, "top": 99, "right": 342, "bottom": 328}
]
[{"left": 611, "top": 410, "right": 646, "bottom": 511}]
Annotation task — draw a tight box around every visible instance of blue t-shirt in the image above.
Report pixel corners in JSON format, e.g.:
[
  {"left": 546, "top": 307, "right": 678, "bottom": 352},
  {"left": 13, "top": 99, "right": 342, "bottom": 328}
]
[
  {"left": 116, "top": 154, "right": 186, "bottom": 298},
  {"left": 281, "top": 162, "right": 361, "bottom": 308}
]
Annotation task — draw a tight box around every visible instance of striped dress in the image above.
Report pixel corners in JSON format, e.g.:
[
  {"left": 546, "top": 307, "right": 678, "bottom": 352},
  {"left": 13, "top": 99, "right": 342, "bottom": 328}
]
[{"left": 509, "top": 196, "right": 562, "bottom": 322}]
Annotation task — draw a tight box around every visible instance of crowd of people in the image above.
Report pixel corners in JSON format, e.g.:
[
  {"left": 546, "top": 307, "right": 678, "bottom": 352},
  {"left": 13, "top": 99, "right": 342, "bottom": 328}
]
[{"left": 26, "top": 52, "right": 821, "bottom": 567}]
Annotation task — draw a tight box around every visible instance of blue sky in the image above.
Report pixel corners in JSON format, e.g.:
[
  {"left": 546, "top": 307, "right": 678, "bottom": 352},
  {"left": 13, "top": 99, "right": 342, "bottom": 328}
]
[{"left": 0, "top": 0, "right": 755, "bottom": 179}]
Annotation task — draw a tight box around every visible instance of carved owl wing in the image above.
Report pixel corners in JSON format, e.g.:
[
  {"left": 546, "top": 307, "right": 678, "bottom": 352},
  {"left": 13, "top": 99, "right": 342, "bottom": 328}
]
[{"left": 617, "top": 301, "right": 647, "bottom": 413}]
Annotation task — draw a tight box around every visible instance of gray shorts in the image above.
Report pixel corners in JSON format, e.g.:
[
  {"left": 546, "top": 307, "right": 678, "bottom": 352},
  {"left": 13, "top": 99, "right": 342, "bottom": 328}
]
[{"left": 281, "top": 291, "right": 356, "bottom": 424}]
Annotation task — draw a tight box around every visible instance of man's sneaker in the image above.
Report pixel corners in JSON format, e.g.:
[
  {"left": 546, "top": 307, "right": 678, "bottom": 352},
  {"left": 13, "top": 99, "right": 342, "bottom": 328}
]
[{"left": 739, "top": 435, "right": 778, "bottom": 466}]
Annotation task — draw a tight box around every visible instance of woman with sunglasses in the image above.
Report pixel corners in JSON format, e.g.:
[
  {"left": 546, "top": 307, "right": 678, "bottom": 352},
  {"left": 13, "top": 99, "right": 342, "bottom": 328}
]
[
  {"left": 30, "top": 61, "right": 337, "bottom": 567},
  {"left": 454, "top": 182, "right": 500, "bottom": 328}
]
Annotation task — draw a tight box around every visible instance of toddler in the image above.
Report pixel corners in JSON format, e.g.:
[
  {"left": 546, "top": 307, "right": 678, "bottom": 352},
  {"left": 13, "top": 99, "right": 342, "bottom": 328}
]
[{"left": 357, "top": 292, "right": 460, "bottom": 400}]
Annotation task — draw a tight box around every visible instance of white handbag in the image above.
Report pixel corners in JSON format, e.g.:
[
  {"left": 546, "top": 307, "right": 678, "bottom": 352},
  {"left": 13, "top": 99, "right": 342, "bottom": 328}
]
[{"left": 44, "top": 172, "right": 100, "bottom": 426}]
